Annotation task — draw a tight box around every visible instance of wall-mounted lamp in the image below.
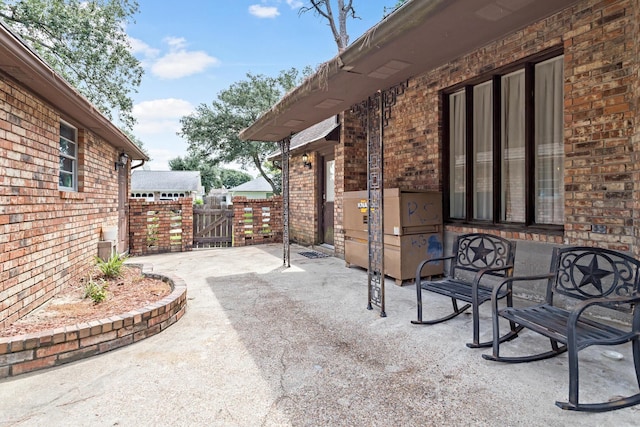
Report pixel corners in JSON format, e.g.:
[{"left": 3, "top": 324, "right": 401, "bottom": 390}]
[
  {"left": 114, "top": 152, "right": 129, "bottom": 170},
  {"left": 302, "top": 153, "right": 312, "bottom": 169}
]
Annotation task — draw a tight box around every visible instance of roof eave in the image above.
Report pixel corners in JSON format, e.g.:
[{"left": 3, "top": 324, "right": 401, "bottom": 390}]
[{"left": 0, "top": 22, "right": 148, "bottom": 160}]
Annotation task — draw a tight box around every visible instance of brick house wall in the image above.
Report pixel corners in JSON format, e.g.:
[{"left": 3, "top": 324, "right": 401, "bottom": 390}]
[
  {"left": 333, "top": 111, "right": 367, "bottom": 258},
  {"left": 289, "top": 152, "right": 317, "bottom": 245},
  {"left": 0, "top": 73, "right": 128, "bottom": 329},
  {"left": 331, "top": 0, "right": 640, "bottom": 258}
]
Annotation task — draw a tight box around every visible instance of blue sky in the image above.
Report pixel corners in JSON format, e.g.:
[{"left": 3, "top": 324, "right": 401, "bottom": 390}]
[{"left": 126, "top": 0, "right": 398, "bottom": 172}]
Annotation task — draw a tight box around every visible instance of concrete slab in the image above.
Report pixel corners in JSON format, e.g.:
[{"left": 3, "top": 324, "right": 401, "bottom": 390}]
[{"left": 1, "top": 244, "right": 639, "bottom": 426}]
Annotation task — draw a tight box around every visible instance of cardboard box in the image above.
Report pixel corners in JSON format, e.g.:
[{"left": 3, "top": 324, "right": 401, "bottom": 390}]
[
  {"left": 343, "top": 189, "right": 442, "bottom": 236},
  {"left": 345, "top": 232, "right": 444, "bottom": 284}
]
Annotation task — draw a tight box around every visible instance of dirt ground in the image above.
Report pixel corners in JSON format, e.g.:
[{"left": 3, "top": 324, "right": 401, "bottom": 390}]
[{"left": 0, "top": 265, "right": 171, "bottom": 338}]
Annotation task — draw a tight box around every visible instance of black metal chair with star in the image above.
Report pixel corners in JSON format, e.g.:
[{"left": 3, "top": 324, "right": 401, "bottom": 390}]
[
  {"left": 483, "top": 246, "right": 640, "bottom": 412},
  {"left": 412, "top": 233, "right": 521, "bottom": 348}
]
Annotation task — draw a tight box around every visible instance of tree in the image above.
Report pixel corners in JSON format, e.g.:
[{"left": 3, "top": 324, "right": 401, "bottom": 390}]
[
  {"left": 168, "top": 153, "right": 253, "bottom": 194},
  {"left": 299, "top": 0, "right": 357, "bottom": 52},
  {"left": 384, "top": 0, "right": 407, "bottom": 17},
  {"left": 0, "top": 0, "right": 143, "bottom": 130},
  {"left": 168, "top": 154, "right": 219, "bottom": 195},
  {"left": 219, "top": 169, "right": 252, "bottom": 189},
  {"left": 179, "top": 67, "right": 311, "bottom": 194}
]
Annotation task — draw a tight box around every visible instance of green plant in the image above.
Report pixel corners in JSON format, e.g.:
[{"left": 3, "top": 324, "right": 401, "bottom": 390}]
[
  {"left": 94, "top": 253, "right": 127, "bottom": 279},
  {"left": 84, "top": 278, "right": 108, "bottom": 304}
]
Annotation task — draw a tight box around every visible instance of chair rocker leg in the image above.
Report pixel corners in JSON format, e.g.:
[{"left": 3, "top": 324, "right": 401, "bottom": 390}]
[
  {"left": 467, "top": 324, "right": 524, "bottom": 349},
  {"left": 482, "top": 342, "right": 567, "bottom": 363},
  {"left": 559, "top": 338, "right": 640, "bottom": 411},
  {"left": 556, "top": 393, "right": 640, "bottom": 412},
  {"left": 411, "top": 298, "right": 471, "bottom": 325}
]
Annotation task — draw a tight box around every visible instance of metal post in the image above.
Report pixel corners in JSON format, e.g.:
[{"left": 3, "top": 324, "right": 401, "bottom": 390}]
[
  {"left": 351, "top": 81, "right": 408, "bottom": 317},
  {"left": 280, "top": 137, "right": 291, "bottom": 267}
]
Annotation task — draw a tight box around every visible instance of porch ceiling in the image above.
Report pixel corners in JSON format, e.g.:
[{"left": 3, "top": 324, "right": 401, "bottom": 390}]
[{"left": 239, "top": 0, "right": 580, "bottom": 142}]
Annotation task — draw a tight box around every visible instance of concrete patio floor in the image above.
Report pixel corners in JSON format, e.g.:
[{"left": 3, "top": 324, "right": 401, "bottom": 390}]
[{"left": 1, "top": 243, "right": 639, "bottom": 426}]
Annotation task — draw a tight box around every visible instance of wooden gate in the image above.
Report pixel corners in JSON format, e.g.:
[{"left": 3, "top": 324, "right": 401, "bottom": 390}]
[{"left": 193, "top": 207, "right": 234, "bottom": 248}]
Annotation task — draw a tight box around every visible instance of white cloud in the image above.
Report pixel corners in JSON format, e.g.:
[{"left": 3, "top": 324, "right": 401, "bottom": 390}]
[
  {"left": 128, "top": 37, "right": 159, "bottom": 58},
  {"left": 133, "top": 36, "right": 219, "bottom": 80},
  {"left": 152, "top": 50, "right": 219, "bottom": 79},
  {"left": 249, "top": 4, "right": 280, "bottom": 18},
  {"left": 286, "top": 0, "right": 303, "bottom": 8},
  {"left": 133, "top": 98, "right": 194, "bottom": 135}
]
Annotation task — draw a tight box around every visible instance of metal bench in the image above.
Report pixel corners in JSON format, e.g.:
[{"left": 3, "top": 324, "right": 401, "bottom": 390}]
[
  {"left": 412, "top": 233, "right": 521, "bottom": 348},
  {"left": 483, "top": 246, "right": 640, "bottom": 412}
]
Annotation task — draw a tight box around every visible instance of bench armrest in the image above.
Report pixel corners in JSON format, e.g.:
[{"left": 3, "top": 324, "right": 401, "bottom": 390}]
[
  {"left": 568, "top": 294, "right": 640, "bottom": 332},
  {"left": 491, "top": 272, "right": 556, "bottom": 302},
  {"left": 415, "top": 255, "right": 454, "bottom": 279}
]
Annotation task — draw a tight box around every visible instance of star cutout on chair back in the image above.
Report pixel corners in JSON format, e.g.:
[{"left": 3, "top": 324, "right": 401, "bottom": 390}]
[
  {"left": 470, "top": 240, "right": 493, "bottom": 264},
  {"left": 576, "top": 256, "right": 612, "bottom": 294}
]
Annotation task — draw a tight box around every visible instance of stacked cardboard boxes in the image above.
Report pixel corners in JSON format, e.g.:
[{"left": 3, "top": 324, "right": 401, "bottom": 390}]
[{"left": 344, "top": 188, "right": 443, "bottom": 285}]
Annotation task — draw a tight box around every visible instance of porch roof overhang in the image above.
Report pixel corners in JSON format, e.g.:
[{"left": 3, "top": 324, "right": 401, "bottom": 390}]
[
  {"left": 0, "top": 22, "right": 148, "bottom": 160},
  {"left": 239, "top": 0, "right": 580, "bottom": 143}
]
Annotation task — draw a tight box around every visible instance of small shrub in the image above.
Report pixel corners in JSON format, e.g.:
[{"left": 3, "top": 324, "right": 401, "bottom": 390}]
[
  {"left": 95, "top": 253, "right": 127, "bottom": 278},
  {"left": 84, "top": 278, "right": 108, "bottom": 303}
]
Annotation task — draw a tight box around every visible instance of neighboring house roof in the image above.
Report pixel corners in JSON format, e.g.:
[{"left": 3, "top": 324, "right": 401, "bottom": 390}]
[
  {"left": 239, "top": 0, "right": 580, "bottom": 142},
  {"left": 229, "top": 176, "right": 272, "bottom": 193},
  {"left": 0, "top": 21, "right": 147, "bottom": 160},
  {"left": 131, "top": 170, "right": 203, "bottom": 193},
  {"left": 268, "top": 115, "right": 340, "bottom": 160}
]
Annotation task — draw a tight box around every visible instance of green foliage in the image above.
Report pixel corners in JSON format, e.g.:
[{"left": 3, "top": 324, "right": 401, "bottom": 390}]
[
  {"left": 383, "top": 0, "right": 407, "bottom": 17},
  {"left": 94, "top": 253, "right": 127, "bottom": 279},
  {"left": 178, "top": 67, "right": 311, "bottom": 195},
  {"left": 84, "top": 277, "right": 108, "bottom": 303},
  {"left": 169, "top": 153, "right": 219, "bottom": 194},
  {"left": 0, "top": 0, "right": 143, "bottom": 130},
  {"left": 220, "top": 169, "right": 252, "bottom": 189},
  {"left": 194, "top": 198, "right": 204, "bottom": 206}
]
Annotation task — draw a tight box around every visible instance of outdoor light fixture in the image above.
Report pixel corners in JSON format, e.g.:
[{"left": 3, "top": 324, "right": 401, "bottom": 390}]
[
  {"left": 115, "top": 152, "right": 129, "bottom": 170},
  {"left": 302, "top": 153, "right": 312, "bottom": 169}
]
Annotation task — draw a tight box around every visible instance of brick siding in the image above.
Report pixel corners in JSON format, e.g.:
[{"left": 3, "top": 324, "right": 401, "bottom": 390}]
[
  {"left": 0, "top": 73, "right": 131, "bottom": 329},
  {"left": 289, "top": 153, "right": 318, "bottom": 245},
  {"left": 330, "top": 0, "right": 640, "bottom": 257}
]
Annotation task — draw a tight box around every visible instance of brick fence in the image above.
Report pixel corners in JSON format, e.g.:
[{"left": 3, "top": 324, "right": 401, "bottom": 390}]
[
  {"left": 129, "top": 199, "right": 194, "bottom": 256},
  {"left": 232, "top": 196, "right": 283, "bottom": 246}
]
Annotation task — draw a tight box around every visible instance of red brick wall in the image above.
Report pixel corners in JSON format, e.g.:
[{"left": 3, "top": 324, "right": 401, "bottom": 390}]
[
  {"left": 335, "top": 0, "right": 640, "bottom": 255},
  {"left": 289, "top": 152, "right": 317, "bottom": 245},
  {"left": 233, "top": 196, "right": 283, "bottom": 246},
  {"left": 128, "top": 199, "right": 194, "bottom": 255},
  {"left": 0, "top": 73, "right": 129, "bottom": 329},
  {"left": 334, "top": 111, "right": 367, "bottom": 258}
]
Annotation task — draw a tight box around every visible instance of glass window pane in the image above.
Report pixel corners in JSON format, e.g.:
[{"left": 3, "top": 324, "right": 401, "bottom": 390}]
[
  {"left": 449, "top": 90, "right": 466, "bottom": 218},
  {"left": 59, "top": 171, "right": 73, "bottom": 188},
  {"left": 59, "top": 122, "right": 77, "bottom": 191},
  {"left": 501, "top": 70, "right": 526, "bottom": 222},
  {"left": 473, "top": 81, "right": 493, "bottom": 220},
  {"left": 325, "top": 160, "right": 335, "bottom": 202},
  {"left": 59, "top": 156, "right": 74, "bottom": 173},
  {"left": 59, "top": 138, "right": 76, "bottom": 157},
  {"left": 60, "top": 122, "right": 76, "bottom": 141},
  {"left": 534, "top": 56, "right": 564, "bottom": 225}
]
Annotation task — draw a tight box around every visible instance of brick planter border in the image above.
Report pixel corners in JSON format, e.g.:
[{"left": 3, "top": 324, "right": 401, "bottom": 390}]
[{"left": 0, "top": 265, "right": 187, "bottom": 378}]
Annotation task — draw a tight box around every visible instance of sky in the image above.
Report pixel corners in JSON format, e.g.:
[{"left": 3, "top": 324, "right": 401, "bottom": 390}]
[{"left": 126, "top": 0, "right": 399, "bottom": 173}]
